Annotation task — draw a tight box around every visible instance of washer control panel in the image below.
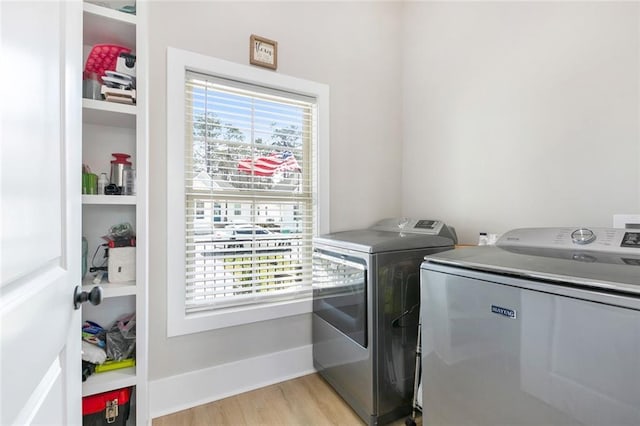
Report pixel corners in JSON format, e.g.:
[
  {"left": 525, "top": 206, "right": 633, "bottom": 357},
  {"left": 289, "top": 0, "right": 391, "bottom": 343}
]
[
  {"left": 571, "top": 228, "right": 597, "bottom": 245},
  {"left": 498, "top": 227, "right": 640, "bottom": 253}
]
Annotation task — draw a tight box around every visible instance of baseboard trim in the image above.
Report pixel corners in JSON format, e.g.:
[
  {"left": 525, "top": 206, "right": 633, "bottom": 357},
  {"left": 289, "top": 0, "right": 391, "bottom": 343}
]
[{"left": 149, "top": 344, "right": 315, "bottom": 419}]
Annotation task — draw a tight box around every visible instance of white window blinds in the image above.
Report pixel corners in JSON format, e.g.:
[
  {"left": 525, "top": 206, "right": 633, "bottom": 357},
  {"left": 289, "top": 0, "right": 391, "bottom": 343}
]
[{"left": 184, "top": 70, "right": 316, "bottom": 313}]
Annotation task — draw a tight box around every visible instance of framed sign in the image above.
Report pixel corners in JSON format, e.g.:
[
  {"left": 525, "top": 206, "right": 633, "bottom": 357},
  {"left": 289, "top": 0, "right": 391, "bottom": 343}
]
[{"left": 250, "top": 34, "right": 278, "bottom": 70}]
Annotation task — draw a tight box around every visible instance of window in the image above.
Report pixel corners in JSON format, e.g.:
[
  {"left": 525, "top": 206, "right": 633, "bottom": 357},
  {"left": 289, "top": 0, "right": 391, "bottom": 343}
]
[
  {"left": 213, "top": 202, "right": 221, "bottom": 222},
  {"left": 167, "top": 48, "right": 329, "bottom": 335},
  {"left": 195, "top": 201, "right": 205, "bottom": 219},
  {"left": 185, "top": 69, "right": 316, "bottom": 311}
]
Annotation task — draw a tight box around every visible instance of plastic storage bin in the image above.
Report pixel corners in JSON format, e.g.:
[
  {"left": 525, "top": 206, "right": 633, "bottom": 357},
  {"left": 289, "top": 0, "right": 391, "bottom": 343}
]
[{"left": 82, "top": 387, "right": 132, "bottom": 426}]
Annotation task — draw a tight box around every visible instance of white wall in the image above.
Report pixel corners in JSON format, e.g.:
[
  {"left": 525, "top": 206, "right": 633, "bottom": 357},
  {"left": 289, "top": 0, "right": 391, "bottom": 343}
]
[
  {"left": 149, "top": 0, "right": 640, "bottom": 415},
  {"left": 148, "top": 0, "right": 402, "bottom": 385},
  {"left": 401, "top": 1, "right": 640, "bottom": 244}
]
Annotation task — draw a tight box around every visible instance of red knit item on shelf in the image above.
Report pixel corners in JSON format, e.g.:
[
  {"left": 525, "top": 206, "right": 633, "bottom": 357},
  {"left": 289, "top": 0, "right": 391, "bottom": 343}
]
[{"left": 84, "top": 44, "right": 131, "bottom": 79}]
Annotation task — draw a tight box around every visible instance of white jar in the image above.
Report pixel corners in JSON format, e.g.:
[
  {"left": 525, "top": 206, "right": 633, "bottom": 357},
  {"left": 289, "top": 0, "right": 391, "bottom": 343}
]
[{"left": 97, "top": 173, "right": 109, "bottom": 195}]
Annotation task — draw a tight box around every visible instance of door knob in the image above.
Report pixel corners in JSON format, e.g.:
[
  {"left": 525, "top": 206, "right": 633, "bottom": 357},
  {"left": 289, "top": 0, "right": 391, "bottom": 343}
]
[{"left": 73, "top": 285, "right": 103, "bottom": 310}]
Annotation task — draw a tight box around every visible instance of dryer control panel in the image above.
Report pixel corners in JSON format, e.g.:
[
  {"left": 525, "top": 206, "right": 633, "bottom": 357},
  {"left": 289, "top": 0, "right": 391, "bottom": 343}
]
[
  {"left": 371, "top": 218, "right": 455, "bottom": 238},
  {"left": 497, "top": 227, "right": 640, "bottom": 254}
]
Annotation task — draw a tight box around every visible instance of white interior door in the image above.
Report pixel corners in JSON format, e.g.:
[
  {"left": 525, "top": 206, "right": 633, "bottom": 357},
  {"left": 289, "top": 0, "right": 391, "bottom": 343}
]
[{"left": 1, "top": 1, "right": 82, "bottom": 424}]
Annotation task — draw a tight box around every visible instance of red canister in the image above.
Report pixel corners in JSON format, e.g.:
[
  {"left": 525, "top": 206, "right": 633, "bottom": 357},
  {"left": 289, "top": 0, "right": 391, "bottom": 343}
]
[{"left": 110, "top": 153, "right": 132, "bottom": 188}]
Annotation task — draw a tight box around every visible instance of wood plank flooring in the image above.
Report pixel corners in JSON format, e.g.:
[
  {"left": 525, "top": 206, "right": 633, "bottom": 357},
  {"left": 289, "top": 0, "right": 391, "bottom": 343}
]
[{"left": 152, "top": 373, "right": 422, "bottom": 426}]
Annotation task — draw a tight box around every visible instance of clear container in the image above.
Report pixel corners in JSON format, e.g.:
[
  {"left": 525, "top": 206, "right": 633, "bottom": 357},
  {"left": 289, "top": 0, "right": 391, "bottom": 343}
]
[
  {"left": 122, "top": 168, "right": 136, "bottom": 196},
  {"left": 83, "top": 72, "right": 102, "bottom": 100}
]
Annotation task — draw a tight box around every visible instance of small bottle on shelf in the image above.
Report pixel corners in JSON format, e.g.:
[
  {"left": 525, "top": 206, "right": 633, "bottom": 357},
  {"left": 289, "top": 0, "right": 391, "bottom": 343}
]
[{"left": 98, "top": 173, "right": 109, "bottom": 195}]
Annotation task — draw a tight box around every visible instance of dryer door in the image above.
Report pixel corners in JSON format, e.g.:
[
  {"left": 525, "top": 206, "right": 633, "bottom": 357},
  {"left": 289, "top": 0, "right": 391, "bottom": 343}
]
[{"left": 313, "top": 249, "right": 368, "bottom": 347}]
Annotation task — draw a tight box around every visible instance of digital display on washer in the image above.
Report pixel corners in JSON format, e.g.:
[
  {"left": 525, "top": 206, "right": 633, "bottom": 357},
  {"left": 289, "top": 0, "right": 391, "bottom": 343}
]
[
  {"left": 621, "top": 232, "right": 640, "bottom": 248},
  {"left": 415, "top": 220, "right": 437, "bottom": 229}
]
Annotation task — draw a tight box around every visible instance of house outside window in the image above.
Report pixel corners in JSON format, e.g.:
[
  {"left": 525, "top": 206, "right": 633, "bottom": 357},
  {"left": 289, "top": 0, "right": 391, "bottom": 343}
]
[{"left": 167, "top": 48, "right": 329, "bottom": 335}]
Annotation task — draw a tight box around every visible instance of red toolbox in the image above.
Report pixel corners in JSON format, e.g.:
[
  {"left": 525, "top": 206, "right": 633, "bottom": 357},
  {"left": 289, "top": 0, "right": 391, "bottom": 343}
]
[{"left": 82, "top": 387, "right": 132, "bottom": 426}]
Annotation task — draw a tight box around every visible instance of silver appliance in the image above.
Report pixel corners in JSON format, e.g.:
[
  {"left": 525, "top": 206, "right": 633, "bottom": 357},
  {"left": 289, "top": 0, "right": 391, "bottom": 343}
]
[
  {"left": 313, "top": 218, "right": 457, "bottom": 425},
  {"left": 420, "top": 227, "right": 640, "bottom": 426}
]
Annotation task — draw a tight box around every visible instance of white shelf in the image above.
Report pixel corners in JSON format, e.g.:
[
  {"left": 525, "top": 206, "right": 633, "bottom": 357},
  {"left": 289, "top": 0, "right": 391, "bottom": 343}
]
[
  {"left": 83, "top": 2, "right": 136, "bottom": 48},
  {"left": 83, "top": 276, "right": 137, "bottom": 298},
  {"left": 83, "top": 194, "right": 137, "bottom": 205},
  {"left": 83, "top": 99, "right": 137, "bottom": 128},
  {"left": 82, "top": 366, "right": 137, "bottom": 397}
]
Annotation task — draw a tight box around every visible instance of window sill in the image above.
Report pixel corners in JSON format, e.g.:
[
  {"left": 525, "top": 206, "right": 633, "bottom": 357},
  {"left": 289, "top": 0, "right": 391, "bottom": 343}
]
[{"left": 167, "top": 296, "right": 312, "bottom": 337}]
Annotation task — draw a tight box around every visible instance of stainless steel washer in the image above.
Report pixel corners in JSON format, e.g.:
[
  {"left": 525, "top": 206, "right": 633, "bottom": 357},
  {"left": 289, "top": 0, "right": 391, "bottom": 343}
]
[
  {"left": 421, "top": 227, "right": 640, "bottom": 426},
  {"left": 312, "top": 218, "right": 457, "bottom": 425}
]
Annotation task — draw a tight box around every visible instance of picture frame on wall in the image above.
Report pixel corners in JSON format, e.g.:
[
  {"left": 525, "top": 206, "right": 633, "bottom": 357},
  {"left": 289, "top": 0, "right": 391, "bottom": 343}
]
[{"left": 250, "top": 34, "right": 278, "bottom": 70}]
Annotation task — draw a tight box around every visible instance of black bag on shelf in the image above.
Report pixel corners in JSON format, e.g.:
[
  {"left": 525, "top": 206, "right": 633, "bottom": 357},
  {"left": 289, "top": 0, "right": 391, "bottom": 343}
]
[{"left": 105, "top": 313, "right": 136, "bottom": 361}]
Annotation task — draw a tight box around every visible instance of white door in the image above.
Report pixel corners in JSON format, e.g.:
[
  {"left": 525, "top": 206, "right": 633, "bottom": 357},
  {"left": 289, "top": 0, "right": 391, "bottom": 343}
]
[{"left": 1, "top": 1, "right": 83, "bottom": 424}]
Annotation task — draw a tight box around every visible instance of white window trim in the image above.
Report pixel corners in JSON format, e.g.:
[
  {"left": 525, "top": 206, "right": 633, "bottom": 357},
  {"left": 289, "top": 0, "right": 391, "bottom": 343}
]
[{"left": 167, "top": 47, "right": 330, "bottom": 336}]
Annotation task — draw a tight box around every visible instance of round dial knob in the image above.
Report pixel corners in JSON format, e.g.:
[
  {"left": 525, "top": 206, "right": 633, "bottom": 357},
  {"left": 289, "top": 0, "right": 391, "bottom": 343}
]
[{"left": 571, "top": 228, "right": 596, "bottom": 245}]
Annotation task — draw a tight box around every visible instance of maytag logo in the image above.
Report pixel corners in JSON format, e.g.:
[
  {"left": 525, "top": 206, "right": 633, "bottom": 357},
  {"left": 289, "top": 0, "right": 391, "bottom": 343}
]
[{"left": 491, "top": 305, "right": 517, "bottom": 319}]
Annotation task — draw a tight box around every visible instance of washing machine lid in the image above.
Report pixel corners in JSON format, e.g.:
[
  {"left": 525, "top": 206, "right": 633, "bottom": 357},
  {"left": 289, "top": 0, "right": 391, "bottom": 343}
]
[
  {"left": 314, "top": 218, "right": 457, "bottom": 253},
  {"left": 422, "top": 227, "right": 640, "bottom": 296}
]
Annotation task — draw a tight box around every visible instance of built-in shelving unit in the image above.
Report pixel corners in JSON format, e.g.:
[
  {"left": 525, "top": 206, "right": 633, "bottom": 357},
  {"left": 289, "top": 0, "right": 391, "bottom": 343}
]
[{"left": 81, "top": 1, "right": 147, "bottom": 424}]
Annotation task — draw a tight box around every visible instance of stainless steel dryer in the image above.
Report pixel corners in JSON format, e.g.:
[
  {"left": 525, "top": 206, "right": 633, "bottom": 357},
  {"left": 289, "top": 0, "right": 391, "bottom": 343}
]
[
  {"left": 312, "top": 218, "right": 457, "bottom": 425},
  {"left": 421, "top": 227, "right": 640, "bottom": 426}
]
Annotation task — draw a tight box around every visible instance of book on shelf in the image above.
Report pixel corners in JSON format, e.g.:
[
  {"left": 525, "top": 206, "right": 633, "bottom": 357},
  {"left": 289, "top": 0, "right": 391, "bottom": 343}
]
[{"left": 101, "top": 86, "right": 136, "bottom": 104}]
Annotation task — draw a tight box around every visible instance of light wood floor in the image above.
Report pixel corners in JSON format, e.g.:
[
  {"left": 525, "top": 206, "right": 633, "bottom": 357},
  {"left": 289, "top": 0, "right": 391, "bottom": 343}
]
[{"left": 152, "top": 373, "right": 422, "bottom": 426}]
